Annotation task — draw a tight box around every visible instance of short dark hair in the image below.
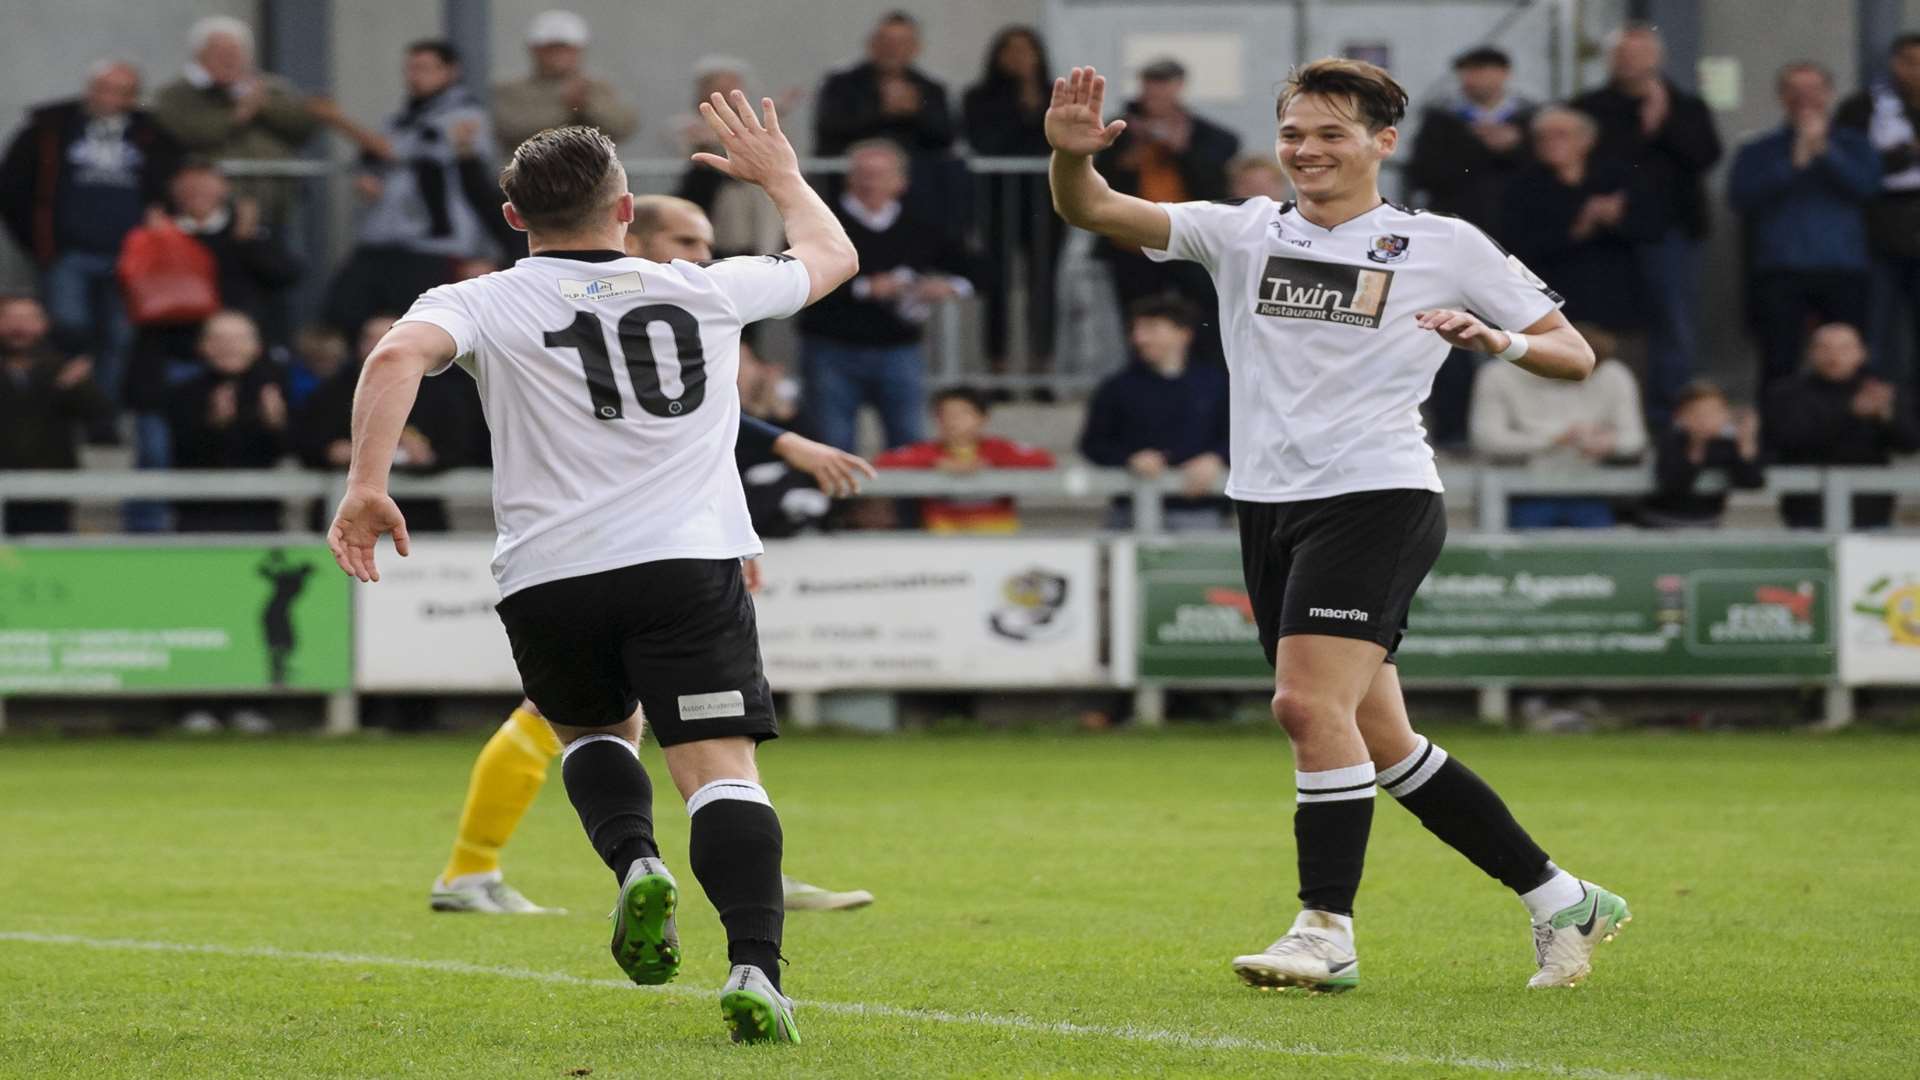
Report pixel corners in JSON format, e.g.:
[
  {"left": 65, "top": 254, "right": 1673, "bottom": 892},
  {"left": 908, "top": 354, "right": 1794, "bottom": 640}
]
[
  {"left": 408, "top": 39, "right": 459, "bottom": 66},
  {"left": 1893, "top": 31, "right": 1920, "bottom": 54},
  {"left": 1276, "top": 57, "right": 1409, "bottom": 132},
  {"left": 878, "top": 11, "right": 918, "bottom": 31},
  {"left": 932, "top": 385, "right": 990, "bottom": 416},
  {"left": 1128, "top": 292, "right": 1198, "bottom": 330},
  {"left": 499, "top": 125, "right": 624, "bottom": 233},
  {"left": 1453, "top": 46, "right": 1511, "bottom": 70}
]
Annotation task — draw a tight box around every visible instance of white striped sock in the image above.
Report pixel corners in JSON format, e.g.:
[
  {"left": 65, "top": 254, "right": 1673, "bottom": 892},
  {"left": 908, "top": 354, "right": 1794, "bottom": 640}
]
[
  {"left": 685, "top": 778, "right": 772, "bottom": 817},
  {"left": 560, "top": 733, "right": 638, "bottom": 764},
  {"left": 1379, "top": 737, "right": 1448, "bottom": 798},
  {"left": 1295, "top": 762, "right": 1377, "bottom": 804}
]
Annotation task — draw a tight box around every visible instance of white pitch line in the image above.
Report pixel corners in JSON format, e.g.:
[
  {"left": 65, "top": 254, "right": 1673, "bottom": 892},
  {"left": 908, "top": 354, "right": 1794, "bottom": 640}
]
[{"left": 1, "top": 930, "right": 1682, "bottom": 1080}]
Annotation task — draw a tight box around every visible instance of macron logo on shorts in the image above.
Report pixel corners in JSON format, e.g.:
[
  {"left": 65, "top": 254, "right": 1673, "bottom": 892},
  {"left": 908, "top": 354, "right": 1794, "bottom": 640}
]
[
  {"left": 1309, "top": 607, "right": 1369, "bottom": 622},
  {"left": 678, "top": 690, "right": 746, "bottom": 720}
]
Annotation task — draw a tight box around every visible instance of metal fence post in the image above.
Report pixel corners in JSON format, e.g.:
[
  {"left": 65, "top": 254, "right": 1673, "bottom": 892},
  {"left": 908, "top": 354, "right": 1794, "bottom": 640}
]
[
  {"left": 1477, "top": 683, "right": 1511, "bottom": 727},
  {"left": 323, "top": 691, "right": 359, "bottom": 735},
  {"left": 1133, "top": 683, "right": 1166, "bottom": 728},
  {"left": 1822, "top": 469, "right": 1852, "bottom": 534},
  {"left": 1477, "top": 469, "right": 1506, "bottom": 533},
  {"left": 1132, "top": 478, "right": 1164, "bottom": 536},
  {"left": 1822, "top": 683, "right": 1855, "bottom": 730}
]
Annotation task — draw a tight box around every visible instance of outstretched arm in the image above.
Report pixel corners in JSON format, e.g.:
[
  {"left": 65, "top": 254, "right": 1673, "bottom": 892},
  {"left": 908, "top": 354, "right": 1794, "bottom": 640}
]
[
  {"left": 1414, "top": 308, "right": 1595, "bottom": 382},
  {"left": 1046, "top": 66, "right": 1170, "bottom": 250},
  {"left": 327, "top": 322, "right": 454, "bottom": 581},
  {"left": 691, "top": 90, "right": 857, "bottom": 305}
]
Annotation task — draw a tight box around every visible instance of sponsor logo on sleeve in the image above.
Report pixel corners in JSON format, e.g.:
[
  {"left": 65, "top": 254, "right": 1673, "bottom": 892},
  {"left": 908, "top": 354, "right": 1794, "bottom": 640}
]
[{"left": 1254, "top": 256, "right": 1394, "bottom": 328}]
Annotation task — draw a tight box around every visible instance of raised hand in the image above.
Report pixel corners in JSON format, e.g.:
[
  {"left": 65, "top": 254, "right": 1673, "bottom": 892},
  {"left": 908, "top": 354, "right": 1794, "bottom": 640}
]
[
  {"left": 1045, "top": 66, "right": 1128, "bottom": 157},
  {"left": 690, "top": 89, "right": 800, "bottom": 189},
  {"left": 1414, "top": 309, "right": 1510, "bottom": 355}
]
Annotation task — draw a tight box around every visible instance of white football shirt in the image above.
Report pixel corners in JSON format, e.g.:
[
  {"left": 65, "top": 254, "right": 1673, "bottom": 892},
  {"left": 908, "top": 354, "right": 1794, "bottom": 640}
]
[
  {"left": 1145, "top": 197, "right": 1561, "bottom": 502},
  {"left": 398, "top": 251, "right": 811, "bottom": 596}
]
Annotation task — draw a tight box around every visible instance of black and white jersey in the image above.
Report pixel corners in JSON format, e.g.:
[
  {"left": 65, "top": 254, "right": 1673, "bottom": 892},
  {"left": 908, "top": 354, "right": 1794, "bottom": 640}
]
[
  {"left": 398, "top": 251, "right": 810, "bottom": 596},
  {"left": 1145, "top": 197, "right": 1561, "bottom": 503}
]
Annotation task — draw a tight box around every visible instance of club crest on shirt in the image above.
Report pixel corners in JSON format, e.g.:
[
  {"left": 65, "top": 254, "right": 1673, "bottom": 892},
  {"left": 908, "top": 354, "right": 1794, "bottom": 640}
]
[
  {"left": 1366, "top": 233, "right": 1411, "bottom": 263},
  {"left": 558, "top": 271, "right": 645, "bottom": 301},
  {"left": 1254, "top": 255, "right": 1394, "bottom": 328}
]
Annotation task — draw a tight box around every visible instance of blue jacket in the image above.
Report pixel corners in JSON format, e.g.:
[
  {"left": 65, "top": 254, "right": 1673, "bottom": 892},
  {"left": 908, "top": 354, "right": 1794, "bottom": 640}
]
[
  {"left": 1727, "top": 125, "right": 1880, "bottom": 272},
  {"left": 1079, "top": 359, "right": 1229, "bottom": 468}
]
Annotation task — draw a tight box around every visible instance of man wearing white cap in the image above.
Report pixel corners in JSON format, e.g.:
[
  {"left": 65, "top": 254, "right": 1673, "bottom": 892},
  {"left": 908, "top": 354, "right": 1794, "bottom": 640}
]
[{"left": 492, "top": 10, "right": 639, "bottom": 151}]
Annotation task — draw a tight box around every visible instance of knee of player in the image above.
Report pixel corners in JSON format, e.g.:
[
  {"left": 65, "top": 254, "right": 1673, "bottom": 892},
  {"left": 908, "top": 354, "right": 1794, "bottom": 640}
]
[{"left": 1269, "top": 685, "right": 1345, "bottom": 738}]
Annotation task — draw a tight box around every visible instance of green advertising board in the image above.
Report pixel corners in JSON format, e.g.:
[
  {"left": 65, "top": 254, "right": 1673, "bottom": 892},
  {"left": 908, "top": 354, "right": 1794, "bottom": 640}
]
[
  {"left": 0, "top": 545, "right": 350, "bottom": 692},
  {"left": 1135, "top": 540, "right": 1836, "bottom": 681}
]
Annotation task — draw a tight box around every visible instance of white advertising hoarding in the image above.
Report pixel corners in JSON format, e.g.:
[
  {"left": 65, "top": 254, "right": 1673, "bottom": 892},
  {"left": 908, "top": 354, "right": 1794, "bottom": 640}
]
[
  {"left": 354, "top": 539, "right": 521, "bottom": 692},
  {"left": 753, "top": 538, "right": 1104, "bottom": 690},
  {"left": 1838, "top": 536, "right": 1920, "bottom": 686},
  {"left": 355, "top": 537, "right": 1106, "bottom": 692}
]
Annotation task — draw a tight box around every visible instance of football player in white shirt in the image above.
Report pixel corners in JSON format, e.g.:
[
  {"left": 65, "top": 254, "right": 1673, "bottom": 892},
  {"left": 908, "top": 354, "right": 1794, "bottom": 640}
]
[
  {"left": 329, "top": 94, "right": 858, "bottom": 1043},
  {"left": 426, "top": 195, "right": 875, "bottom": 920},
  {"left": 1048, "top": 60, "right": 1629, "bottom": 991}
]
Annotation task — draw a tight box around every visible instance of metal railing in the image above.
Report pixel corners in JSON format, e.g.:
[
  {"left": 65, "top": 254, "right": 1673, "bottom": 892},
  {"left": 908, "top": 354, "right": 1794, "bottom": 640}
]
[{"left": 5, "top": 463, "right": 1919, "bottom": 535}]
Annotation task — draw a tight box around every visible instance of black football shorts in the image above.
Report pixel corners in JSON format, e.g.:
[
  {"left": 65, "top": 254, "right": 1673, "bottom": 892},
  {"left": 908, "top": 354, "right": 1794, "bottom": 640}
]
[
  {"left": 1234, "top": 489, "right": 1447, "bottom": 664},
  {"left": 494, "top": 558, "right": 777, "bottom": 746}
]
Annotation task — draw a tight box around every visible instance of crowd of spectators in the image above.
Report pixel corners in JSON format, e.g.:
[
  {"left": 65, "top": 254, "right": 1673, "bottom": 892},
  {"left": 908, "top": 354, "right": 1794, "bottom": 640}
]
[{"left": 0, "top": 11, "right": 1917, "bottom": 539}]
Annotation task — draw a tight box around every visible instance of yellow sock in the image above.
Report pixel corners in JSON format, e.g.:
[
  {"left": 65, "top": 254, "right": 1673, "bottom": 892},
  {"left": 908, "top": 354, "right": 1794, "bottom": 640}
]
[{"left": 440, "top": 706, "right": 562, "bottom": 885}]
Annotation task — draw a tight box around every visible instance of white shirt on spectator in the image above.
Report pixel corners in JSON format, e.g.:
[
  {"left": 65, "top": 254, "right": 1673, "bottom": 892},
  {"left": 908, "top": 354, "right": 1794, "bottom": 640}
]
[{"left": 1469, "top": 357, "right": 1648, "bottom": 463}]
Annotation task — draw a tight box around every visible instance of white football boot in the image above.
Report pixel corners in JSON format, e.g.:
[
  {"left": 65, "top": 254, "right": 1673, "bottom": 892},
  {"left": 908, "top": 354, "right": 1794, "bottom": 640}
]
[
  {"left": 1528, "top": 882, "right": 1631, "bottom": 988},
  {"left": 720, "top": 963, "right": 800, "bottom": 1044},
  {"left": 430, "top": 870, "right": 566, "bottom": 915},
  {"left": 782, "top": 874, "right": 875, "bottom": 912},
  {"left": 1232, "top": 909, "right": 1360, "bottom": 992}
]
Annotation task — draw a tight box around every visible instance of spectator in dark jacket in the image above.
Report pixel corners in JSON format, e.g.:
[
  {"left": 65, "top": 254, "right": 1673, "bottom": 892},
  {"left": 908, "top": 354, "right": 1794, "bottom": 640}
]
[
  {"left": 1572, "top": 24, "right": 1723, "bottom": 416},
  {"left": 1504, "top": 106, "right": 1662, "bottom": 372},
  {"left": 0, "top": 60, "right": 182, "bottom": 411},
  {"left": 165, "top": 310, "right": 288, "bottom": 532},
  {"left": 0, "top": 296, "right": 114, "bottom": 534},
  {"left": 814, "top": 13, "right": 954, "bottom": 156},
  {"left": 324, "top": 41, "right": 499, "bottom": 339},
  {"left": 963, "top": 25, "right": 1061, "bottom": 378},
  {"left": 1729, "top": 63, "right": 1880, "bottom": 394},
  {"left": 291, "top": 313, "right": 476, "bottom": 533},
  {"left": 1407, "top": 46, "right": 1536, "bottom": 238},
  {"left": 1765, "top": 323, "right": 1920, "bottom": 529},
  {"left": 1079, "top": 294, "right": 1230, "bottom": 530},
  {"left": 1837, "top": 32, "right": 1920, "bottom": 397},
  {"left": 1095, "top": 58, "right": 1238, "bottom": 367},
  {"left": 1640, "top": 382, "right": 1764, "bottom": 528},
  {"left": 799, "top": 139, "right": 973, "bottom": 453}
]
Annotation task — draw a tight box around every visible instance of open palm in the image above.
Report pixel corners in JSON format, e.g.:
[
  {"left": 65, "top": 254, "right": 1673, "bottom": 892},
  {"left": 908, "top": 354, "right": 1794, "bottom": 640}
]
[{"left": 1044, "top": 66, "right": 1128, "bottom": 156}]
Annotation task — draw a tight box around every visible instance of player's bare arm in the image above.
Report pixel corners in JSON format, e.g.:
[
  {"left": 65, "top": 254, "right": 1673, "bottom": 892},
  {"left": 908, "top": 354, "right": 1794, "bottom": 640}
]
[
  {"left": 690, "top": 89, "right": 857, "bottom": 304},
  {"left": 1413, "top": 308, "right": 1595, "bottom": 381},
  {"left": 772, "top": 432, "right": 876, "bottom": 498},
  {"left": 327, "top": 321, "right": 456, "bottom": 582},
  {"left": 1045, "top": 66, "right": 1171, "bottom": 250}
]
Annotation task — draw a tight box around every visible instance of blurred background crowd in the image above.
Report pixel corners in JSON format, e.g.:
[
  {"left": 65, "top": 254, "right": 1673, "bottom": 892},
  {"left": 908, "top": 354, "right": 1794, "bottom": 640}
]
[{"left": 3, "top": 3, "right": 1918, "bottom": 539}]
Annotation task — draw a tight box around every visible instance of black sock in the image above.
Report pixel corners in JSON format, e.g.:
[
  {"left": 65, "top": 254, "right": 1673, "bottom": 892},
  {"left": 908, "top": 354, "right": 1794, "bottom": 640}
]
[
  {"left": 559, "top": 736, "right": 659, "bottom": 884},
  {"left": 1381, "top": 738, "right": 1553, "bottom": 894},
  {"left": 1293, "top": 764, "right": 1377, "bottom": 917},
  {"left": 687, "top": 781, "right": 785, "bottom": 991}
]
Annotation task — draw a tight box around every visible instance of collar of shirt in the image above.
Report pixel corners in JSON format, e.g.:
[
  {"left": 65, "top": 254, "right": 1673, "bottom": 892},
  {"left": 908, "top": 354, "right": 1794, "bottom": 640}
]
[
  {"left": 177, "top": 206, "right": 232, "bottom": 235},
  {"left": 839, "top": 193, "right": 902, "bottom": 232}
]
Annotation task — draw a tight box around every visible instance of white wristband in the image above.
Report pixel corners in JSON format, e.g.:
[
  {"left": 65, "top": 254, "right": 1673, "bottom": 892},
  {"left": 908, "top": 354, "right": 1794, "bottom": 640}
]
[{"left": 1494, "top": 332, "right": 1530, "bottom": 363}]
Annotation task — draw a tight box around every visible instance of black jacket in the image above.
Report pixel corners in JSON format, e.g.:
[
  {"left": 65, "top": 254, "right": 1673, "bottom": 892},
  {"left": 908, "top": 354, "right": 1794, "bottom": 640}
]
[
  {"left": 1406, "top": 103, "right": 1536, "bottom": 240},
  {"left": 1501, "top": 160, "right": 1664, "bottom": 331},
  {"left": 1570, "top": 80, "right": 1722, "bottom": 239},
  {"left": 0, "top": 99, "right": 182, "bottom": 263},
  {"left": 814, "top": 62, "right": 955, "bottom": 156},
  {"left": 961, "top": 78, "right": 1050, "bottom": 156},
  {"left": 1642, "top": 430, "right": 1764, "bottom": 526},
  {"left": 1835, "top": 89, "right": 1920, "bottom": 258},
  {"left": 1765, "top": 369, "right": 1920, "bottom": 528},
  {"left": 798, "top": 200, "right": 975, "bottom": 347},
  {"left": 0, "top": 349, "right": 114, "bottom": 469}
]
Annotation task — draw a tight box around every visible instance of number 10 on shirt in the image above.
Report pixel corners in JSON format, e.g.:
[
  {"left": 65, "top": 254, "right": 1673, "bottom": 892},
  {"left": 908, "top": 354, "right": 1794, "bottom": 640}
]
[{"left": 544, "top": 304, "right": 708, "bottom": 420}]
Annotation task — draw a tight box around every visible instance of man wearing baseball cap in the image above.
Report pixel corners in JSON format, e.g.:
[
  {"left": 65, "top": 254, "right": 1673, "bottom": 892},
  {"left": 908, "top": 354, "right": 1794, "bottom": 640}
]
[{"left": 491, "top": 9, "right": 639, "bottom": 151}]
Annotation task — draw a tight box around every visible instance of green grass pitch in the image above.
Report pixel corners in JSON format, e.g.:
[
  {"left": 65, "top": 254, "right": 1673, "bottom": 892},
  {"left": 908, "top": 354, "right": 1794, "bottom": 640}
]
[{"left": 1, "top": 727, "right": 1915, "bottom": 1078}]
